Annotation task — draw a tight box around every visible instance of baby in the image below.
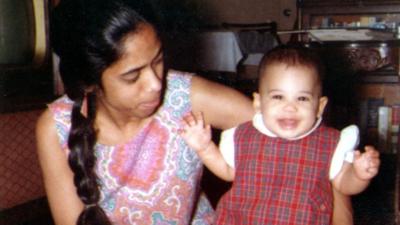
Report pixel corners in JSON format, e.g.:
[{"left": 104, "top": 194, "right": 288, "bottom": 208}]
[{"left": 180, "top": 45, "right": 380, "bottom": 224}]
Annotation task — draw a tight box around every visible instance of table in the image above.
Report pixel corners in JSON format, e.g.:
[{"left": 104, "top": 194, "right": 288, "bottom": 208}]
[
  {"left": 193, "top": 30, "right": 243, "bottom": 72},
  {"left": 167, "top": 28, "right": 279, "bottom": 73}
]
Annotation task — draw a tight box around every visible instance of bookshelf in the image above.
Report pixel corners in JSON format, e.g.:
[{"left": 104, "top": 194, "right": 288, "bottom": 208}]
[
  {"left": 299, "top": 0, "right": 400, "bottom": 146},
  {"left": 300, "top": 2, "right": 400, "bottom": 223},
  {"left": 299, "top": 0, "right": 400, "bottom": 83}
]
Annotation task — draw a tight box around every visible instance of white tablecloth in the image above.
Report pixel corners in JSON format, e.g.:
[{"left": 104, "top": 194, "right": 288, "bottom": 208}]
[
  {"left": 193, "top": 30, "right": 243, "bottom": 72},
  {"left": 167, "top": 29, "right": 278, "bottom": 73}
]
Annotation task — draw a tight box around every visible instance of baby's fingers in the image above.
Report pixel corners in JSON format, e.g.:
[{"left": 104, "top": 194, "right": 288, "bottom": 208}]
[
  {"left": 188, "top": 114, "right": 198, "bottom": 125},
  {"left": 364, "top": 154, "right": 380, "bottom": 178},
  {"left": 182, "top": 113, "right": 194, "bottom": 124},
  {"left": 192, "top": 111, "right": 206, "bottom": 128},
  {"left": 364, "top": 148, "right": 381, "bottom": 167}
]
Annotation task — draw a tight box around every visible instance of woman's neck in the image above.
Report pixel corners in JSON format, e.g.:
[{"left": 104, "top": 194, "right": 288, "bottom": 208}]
[{"left": 94, "top": 100, "right": 154, "bottom": 146}]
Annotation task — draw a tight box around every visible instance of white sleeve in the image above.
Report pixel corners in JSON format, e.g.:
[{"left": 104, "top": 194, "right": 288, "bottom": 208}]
[
  {"left": 329, "top": 125, "right": 359, "bottom": 180},
  {"left": 219, "top": 127, "right": 237, "bottom": 169}
]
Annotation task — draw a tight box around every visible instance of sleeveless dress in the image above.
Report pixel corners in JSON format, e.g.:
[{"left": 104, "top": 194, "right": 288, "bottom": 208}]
[
  {"left": 48, "top": 70, "right": 215, "bottom": 225},
  {"left": 216, "top": 121, "right": 339, "bottom": 225}
]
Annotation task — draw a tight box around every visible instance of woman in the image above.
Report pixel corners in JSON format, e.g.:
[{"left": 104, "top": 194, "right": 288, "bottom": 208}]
[
  {"left": 36, "top": 0, "right": 353, "bottom": 224},
  {"left": 37, "top": 0, "right": 252, "bottom": 224}
]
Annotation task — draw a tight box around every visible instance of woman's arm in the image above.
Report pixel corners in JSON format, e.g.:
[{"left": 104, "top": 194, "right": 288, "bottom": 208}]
[
  {"left": 190, "top": 75, "right": 254, "bottom": 129},
  {"left": 36, "top": 109, "right": 83, "bottom": 225}
]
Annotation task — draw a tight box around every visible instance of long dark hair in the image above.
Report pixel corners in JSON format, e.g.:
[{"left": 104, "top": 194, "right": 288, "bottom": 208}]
[{"left": 50, "top": 0, "right": 160, "bottom": 224}]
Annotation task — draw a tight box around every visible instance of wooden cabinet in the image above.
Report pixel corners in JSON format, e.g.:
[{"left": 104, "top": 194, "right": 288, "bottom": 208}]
[
  {"left": 299, "top": 0, "right": 400, "bottom": 138},
  {"left": 302, "top": 0, "right": 400, "bottom": 6},
  {"left": 301, "top": 1, "right": 400, "bottom": 29},
  {"left": 299, "top": 2, "right": 400, "bottom": 224}
]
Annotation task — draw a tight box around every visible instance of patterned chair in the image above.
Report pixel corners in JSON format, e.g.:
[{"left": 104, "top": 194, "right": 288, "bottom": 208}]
[{"left": 0, "top": 109, "right": 50, "bottom": 224}]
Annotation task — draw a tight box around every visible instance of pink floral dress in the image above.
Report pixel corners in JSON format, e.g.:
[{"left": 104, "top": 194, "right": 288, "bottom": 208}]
[{"left": 49, "top": 70, "right": 215, "bottom": 225}]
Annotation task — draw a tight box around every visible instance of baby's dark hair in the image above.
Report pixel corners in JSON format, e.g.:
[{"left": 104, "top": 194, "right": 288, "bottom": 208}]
[
  {"left": 258, "top": 45, "right": 325, "bottom": 94},
  {"left": 51, "top": 0, "right": 160, "bottom": 224}
]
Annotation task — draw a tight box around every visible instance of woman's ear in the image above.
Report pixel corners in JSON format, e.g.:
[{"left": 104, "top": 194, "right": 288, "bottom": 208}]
[
  {"left": 317, "top": 96, "right": 328, "bottom": 118},
  {"left": 253, "top": 92, "right": 261, "bottom": 113}
]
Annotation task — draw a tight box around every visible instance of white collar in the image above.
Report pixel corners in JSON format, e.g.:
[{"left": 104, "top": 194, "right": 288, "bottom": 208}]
[{"left": 252, "top": 112, "right": 322, "bottom": 140}]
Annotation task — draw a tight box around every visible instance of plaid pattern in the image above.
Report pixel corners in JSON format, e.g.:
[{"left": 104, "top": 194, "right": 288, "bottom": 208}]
[{"left": 215, "top": 122, "right": 339, "bottom": 225}]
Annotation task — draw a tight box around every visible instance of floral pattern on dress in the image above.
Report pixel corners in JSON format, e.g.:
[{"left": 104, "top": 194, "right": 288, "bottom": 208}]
[
  {"left": 108, "top": 120, "right": 169, "bottom": 190},
  {"left": 49, "top": 71, "right": 214, "bottom": 225}
]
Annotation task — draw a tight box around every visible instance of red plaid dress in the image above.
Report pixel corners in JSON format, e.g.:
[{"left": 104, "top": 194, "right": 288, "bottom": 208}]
[{"left": 215, "top": 122, "right": 340, "bottom": 225}]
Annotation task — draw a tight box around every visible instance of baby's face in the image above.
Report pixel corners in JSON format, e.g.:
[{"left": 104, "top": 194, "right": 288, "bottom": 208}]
[{"left": 253, "top": 63, "right": 327, "bottom": 139}]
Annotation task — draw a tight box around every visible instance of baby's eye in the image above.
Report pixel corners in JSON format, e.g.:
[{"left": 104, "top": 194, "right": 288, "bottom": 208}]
[
  {"left": 298, "top": 96, "right": 310, "bottom": 101},
  {"left": 271, "top": 95, "right": 283, "bottom": 100}
]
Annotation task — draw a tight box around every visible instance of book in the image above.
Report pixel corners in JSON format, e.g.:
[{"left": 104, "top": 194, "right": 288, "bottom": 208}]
[
  {"left": 357, "top": 98, "right": 384, "bottom": 148},
  {"left": 357, "top": 100, "right": 368, "bottom": 146},
  {"left": 367, "top": 98, "right": 385, "bottom": 128},
  {"left": 390, "top": 105, "right": 400, "bottom": 154},
  {"left": 361, "top": 75, "right": 400, "bottom": 83},
  {"left": 378, "top": 106, "right": 392, "bottom": 153}
]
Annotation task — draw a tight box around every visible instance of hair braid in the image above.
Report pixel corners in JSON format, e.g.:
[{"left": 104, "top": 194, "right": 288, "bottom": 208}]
[{"left": 68, "top": 92, "right": 112, "bottom": 225}]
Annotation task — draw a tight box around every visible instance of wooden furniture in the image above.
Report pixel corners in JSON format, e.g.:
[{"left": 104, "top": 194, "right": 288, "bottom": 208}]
[
  {"left": 300, "top": 1, "right": 400, "bottom": 224},
  {"left": 397, "top": 147, "right": 400, "bottom": 224},
  {"left": 301, "top": 0, "right": 400, "bottom": 29},
  {"left": 0, "top": 109, "right": 51, "bottom": 224},
  {"left": 300, "top": 0, "right": 400, "bottom": 137}
]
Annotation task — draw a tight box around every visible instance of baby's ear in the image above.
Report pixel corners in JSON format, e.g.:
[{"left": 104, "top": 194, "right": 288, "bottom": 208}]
[
  {"left": 317, "top": 96, "right": 328, "bottom": 118},
  {"left": 253, "top": 92, "right": 261, "bottom": 113}
]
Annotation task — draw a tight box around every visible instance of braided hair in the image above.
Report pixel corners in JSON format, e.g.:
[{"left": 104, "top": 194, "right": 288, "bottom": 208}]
[{"left": 50, "top": 0, "right": 160, "bottom": 224}]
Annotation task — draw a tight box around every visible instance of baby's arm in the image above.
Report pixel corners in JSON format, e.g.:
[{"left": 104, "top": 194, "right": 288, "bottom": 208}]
[
  {"left": 180, "top": 111, "right": 235, "bottom": 181},
  {"left": 333, "top": 146, "right": 380, "bottom": 195}
]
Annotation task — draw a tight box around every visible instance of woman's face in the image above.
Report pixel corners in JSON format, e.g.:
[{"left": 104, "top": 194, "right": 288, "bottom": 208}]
[{"left": 99, "top": 23, "right": 164, "bottom": 119}]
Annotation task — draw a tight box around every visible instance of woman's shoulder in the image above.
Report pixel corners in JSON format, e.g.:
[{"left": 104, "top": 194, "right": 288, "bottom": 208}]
[
  {"left": 41, "top": 95, "right": 73, "bottom": 146},
  {"left": 167, "top": 69, "right": 194, "bottom": 87},
  {"left": 167, "top": 69, "right": 194, "bottom": 78},
  {"left": 47, "top": 95, "right": 74, "bottom": 124},
  {"left": 158, "top": 70, "right": 193, "bottom": 118},
  {"left": 166, "top": 69, "right": 219, "bottom": 91},
  {"left": 36, "top": 107, "right": 56, "bottom": 134},
  {"left": 37, "top": 95, "right": 72, "bottom": 127},
  {"left": 48, "top": 95, "right": 74, "bottom": 113},
  {"left": 36, "top": 107, "right": 62, "bottom": 153}
]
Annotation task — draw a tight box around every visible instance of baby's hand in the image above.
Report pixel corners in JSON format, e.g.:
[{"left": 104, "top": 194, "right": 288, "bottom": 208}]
[
  {"left": 353, "top": 145, "right": 380, "bottom": 181},
  {"left": 180, "top": 111, "right": 212, "bottom": 153}
]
